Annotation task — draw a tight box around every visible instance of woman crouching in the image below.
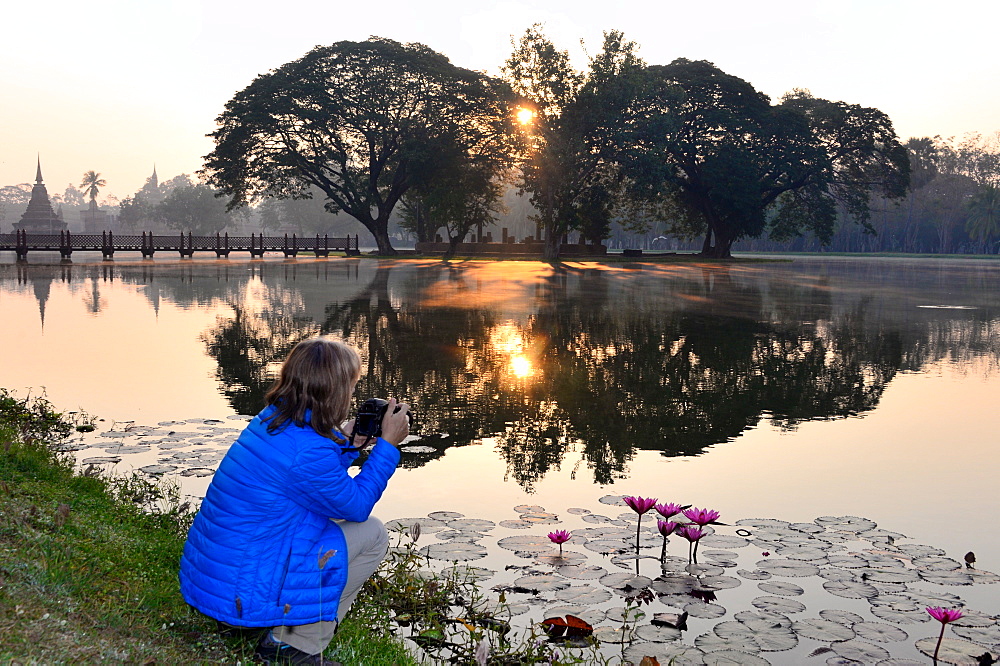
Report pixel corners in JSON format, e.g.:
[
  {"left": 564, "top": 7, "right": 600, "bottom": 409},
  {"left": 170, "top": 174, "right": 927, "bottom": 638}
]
[{"left": 180, "top": 336, "right": 410, "bottom": 665}]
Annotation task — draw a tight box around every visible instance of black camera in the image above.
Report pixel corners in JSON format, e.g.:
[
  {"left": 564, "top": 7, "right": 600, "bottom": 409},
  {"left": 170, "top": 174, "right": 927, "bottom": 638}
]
[{"left": 350, "top": 398, "right": 412, "bottom": 442}]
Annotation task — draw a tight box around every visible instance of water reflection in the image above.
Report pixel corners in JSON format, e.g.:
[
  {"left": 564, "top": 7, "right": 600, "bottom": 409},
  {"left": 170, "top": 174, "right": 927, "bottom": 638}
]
[{"left": 181, "top": 260, "right": 1000, "bottom": 488}]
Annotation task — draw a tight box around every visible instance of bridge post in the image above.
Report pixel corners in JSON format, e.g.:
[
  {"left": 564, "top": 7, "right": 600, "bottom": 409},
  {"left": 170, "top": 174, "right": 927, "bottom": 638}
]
[
  {"left": 101, "top": 231, "right": 115, "bottom": 260},
  {"left": 214, "top": 232, "right": 231, "bottom": 257},
  {"left": 58, "top": 230, "right": 73, "bottom": 258},
  {"left": 315, "top": 234, "right": 330, "bottom": 258},
  {"left": 283, "top": 233, "right": 298, "bottom": 258},
  {"left": 179, "top": 231, "right": 194, "bottom": 257},
  {"left": 15, "top": 230, "right": 28, "bottom": 260}
]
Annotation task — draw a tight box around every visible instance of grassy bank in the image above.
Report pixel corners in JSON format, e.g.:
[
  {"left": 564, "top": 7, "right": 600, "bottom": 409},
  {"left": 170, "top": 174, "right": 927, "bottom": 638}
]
[{"left": 0, "top": 390, "right": 415, "bottom": 665}]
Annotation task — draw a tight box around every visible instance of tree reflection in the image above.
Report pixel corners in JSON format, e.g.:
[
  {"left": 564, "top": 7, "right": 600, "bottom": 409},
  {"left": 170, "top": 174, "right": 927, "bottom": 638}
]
[{"left": 192, "top": 260, "right": 996, "bottom": 490}]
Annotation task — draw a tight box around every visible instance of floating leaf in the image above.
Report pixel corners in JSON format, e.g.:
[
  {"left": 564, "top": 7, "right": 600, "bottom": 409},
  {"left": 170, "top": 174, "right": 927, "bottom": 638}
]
[
  {"left": 791, "top": 618, "right": 856, "bottom": 642},
  {"left": 446, "top": 518, "right": 495, "bottom": 532},
  {"left": 511, "top": 574, "right": 570, "bottom": 593},
  {"left": 757, "top": 581, "right": 803, "bottom": 597},
  {"left": 830, "top": 639, "right": 890, "bottom": 662},
  {"left": 420, "top": 541, "right": 487, "bottom": 561},
  {"left": 751, "top": 596, "right": 805, "bottom": 615},
  {"left": 755, "top": 559, "right": 819, "bottom": 577},
  {"left": 536, "top": 551, "right": 588, "bottom": 567},
  {"left": 598, "top": 494, "right": 627, "bottom": 506},
  {"left": 623, "top": 643, "right": 706, "bottom": 664},
  {"left": 701, "top": 535, "right": 750, "bottom": 549},
  {"left": 543, "top": 604, "right": 604, "bottom": 625},
  {"left": 914, "top": 637, "right": 988, "bottom": 664},
  {"left": 853, "top": 622, "right": 908, "bottom": 643},
  {"left": 566, "top": 507, "right": 591, "bottom": 515},
  {"left": 427, "top": 510, "right": 464, "bottom": 520},
  {"left": 685, "top": 601, "right": 727, "bottom": 619},
  {"left": 139, "top": 464, "right": 176, "bottom": 474},
  {"left": 869, "top": 606, "right": 930, "bottom": 624},
  {"left": 600, "top": 572, "right": 652, "bottom": 592},
  {"left": 738, "top": 569, "right": 772, "bottom": 581},
  {"left": 697, "top": 576, "right": 742, "bottom": 591},
  {"left": 498, "top": 535, "right": 556, "bottom": 553},
  {"left": 81, "top": 456, "right": 121, "bottom": 464},
  {"left": 822, "top": 580, "right": 878, "bottom": 599},
  {"left": 701, "top": 650, "right": 771, "bottom": 665},
  {"left": 814, "top": 516, "right": 877, "bottom": 532},
  {"left": 605, "top": 606, "right": 647, "bottom": 623},
  {"left": 540, "top": 614, "right": 592, "bottom": 638},
  {"left": 696, "top": 632, "right": 761, "bottom": 654},
  {"left": 584, "top": 539, "right": 632, "bottom": 555},
  {"left": 552, "top": 563, "right": 605, "bottom": 579},
  {"left": 592, "top": 626, "right": 633, "bottom": 644},
  {"left": 433, "top": 530, "right": 484, "bottom": 542},
  {"left": 819, "top": 609, "right": 864, "bottom": 626},
  {"left": 896, "top": 543, "right": 946, "bottom": 558},
  {"left": 553, "top": 585, "right": 612, "bottom": 605},
  {"left": 635, "top": 624, "right": 683, "bottom": 642},
  {"left": 913, "top": 555, "right": 962, "bottom": 571},
  {"left": 918, "top": 570, "right": 974, "bottom": 586},
  {"left": 826, "top": 554, "right": 869, "bottom": 568},
  {"left": 385, "top": 517, "right": 447, "bottom": 534},
  {"left": 179, "top": 467, "right": 215, "bottom": 477},
  {"left": 499, "top": 519, "right": 532, "bottom": 529},
  {"left": 952, "top": 624, "right": 1000, "bottom": 645},
  {"left": 581, "top": 513, "right": 617, "bottom": 524},
  {"left": 818, "top": 568, "right": 857, "bottom": 582},
  {"left": 951, "top": 609, "right": 999, "bottom": 628},
  {"left": 860, "top": 568, "right": 919, "bottom": 584},
  {"left": 519, "top": 512, "right": 560, "bottom": 524}
]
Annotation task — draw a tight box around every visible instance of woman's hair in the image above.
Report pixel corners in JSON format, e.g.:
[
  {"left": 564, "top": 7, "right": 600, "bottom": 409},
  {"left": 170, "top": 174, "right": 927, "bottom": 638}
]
[{"left": 263, "top": 336, "right": 361, "bottom": 440}]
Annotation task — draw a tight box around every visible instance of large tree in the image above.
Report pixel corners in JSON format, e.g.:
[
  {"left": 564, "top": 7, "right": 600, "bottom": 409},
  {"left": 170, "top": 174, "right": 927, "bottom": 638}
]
[
  {"left": 504, "top": 27, "right": 651, "bottom": 260},
  {"left": 203, "top": 38, "right": 514, "bottom": 255},
  {"left": 155, "top": 183, "right": 232, "bottom": 234},
  {"left": 638, "top": 60, "right": 910, "bottom": 258}
]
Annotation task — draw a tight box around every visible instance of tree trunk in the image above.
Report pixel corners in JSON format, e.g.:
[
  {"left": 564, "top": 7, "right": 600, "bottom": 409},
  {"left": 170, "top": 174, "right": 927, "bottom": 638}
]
[
  {"left": 543, "top": 225, "right": 561, "bottom": 261},
  {"left": 371, "top": 219, "right": 397, "bottom": 255}
]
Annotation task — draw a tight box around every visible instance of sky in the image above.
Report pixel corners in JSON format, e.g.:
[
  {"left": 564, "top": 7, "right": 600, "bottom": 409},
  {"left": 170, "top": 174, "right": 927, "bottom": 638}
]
[{"left": 2, "top": 0, "right": 998, "bottom": 200}]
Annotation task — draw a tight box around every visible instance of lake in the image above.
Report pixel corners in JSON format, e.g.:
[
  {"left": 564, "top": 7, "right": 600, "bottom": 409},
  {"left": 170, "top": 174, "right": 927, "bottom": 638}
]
[{"left": 3, "top": 253, "right": 999, "bottom": 663}]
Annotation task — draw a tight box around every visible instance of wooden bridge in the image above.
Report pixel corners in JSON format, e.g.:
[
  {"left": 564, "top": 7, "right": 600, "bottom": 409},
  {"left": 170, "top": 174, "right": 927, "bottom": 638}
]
[{"left": 0, "top": 230, "right": 360, "bottom": 259}]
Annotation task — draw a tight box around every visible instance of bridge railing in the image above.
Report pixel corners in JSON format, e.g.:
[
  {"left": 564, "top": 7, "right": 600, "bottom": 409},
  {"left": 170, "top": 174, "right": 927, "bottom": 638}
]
[{"left": 1, "top": 231, "right": 360, "bottom": 257}]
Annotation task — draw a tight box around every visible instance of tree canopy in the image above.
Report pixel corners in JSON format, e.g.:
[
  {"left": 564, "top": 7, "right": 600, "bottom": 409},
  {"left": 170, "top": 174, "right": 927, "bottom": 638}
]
[
  {"left": 203, "top": 38, "right": 515, "bottom": 254},
  {"left": 633, "top": 61, "right": 910, "bottom": 257}
]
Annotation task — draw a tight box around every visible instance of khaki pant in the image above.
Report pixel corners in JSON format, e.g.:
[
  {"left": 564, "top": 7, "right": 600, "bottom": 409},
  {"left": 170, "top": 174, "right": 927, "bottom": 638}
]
[{"left": 272, "top": 516, "right": 389, "bottom": 655}]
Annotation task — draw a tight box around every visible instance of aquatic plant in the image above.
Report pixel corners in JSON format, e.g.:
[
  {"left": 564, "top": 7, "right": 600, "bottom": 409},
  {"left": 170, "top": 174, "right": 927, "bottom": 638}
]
[
  {"left": 927, "top": 606, "right": 964, "bottom": 665},
  {"left": 547, "top": 530, "right": 571, "bottom": 556},
  {"left": 655, "top": 520, "right": 678, "bottom": 564},
  {"left": 622, "top": 496, "right": 657, "bottom": 557}
]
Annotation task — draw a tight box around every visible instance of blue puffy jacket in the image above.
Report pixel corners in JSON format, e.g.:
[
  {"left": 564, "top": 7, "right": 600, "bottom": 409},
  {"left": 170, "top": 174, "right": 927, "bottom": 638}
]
[{"left": 179, "top": 406, "right": 400, "bottom": 627}]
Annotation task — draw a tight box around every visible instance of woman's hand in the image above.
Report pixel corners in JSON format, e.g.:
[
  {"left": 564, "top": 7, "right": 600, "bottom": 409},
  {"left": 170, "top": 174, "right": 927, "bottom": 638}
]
[{"left": 380, "top": 398, "right": 411, "bottom": 447}]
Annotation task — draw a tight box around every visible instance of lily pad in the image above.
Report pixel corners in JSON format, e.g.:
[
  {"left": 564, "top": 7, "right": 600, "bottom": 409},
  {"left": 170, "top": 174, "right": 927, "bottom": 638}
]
[
  {"left": 831, "top": 639, "right": 890, "bottom": 662},
  {"left": 869, "top": 606, "right": 931, "bottom": 624},
  {"left": 914, "top": 637, "right": 988, "bottom": 664},
  {"left": 757, "top": 581, "right": 803, "bottom": 596},
  {"left": 446, "top": 518, "right": 495, "bottom": 532},
  {"left": 592, "top": 626, "right": 633, "bottom": 644},
  {"left": 179, "top": 467, "right": 215, "bottom": 477},
  {"left": 685, "top": 601, "right": 727, "bottom": 619},
  {"left": 623, "top": 642, "right": 706, "bottom": 664},
  {"left": 552, "top": 585, "right": 612, "bottom": 605},
  {"left": 420, "top": 542, "right": 487, "bottom": 561},
  {"left": 918, "top": 570, "right": 974, "bottom": 585},
  {"left": 542, "top": 604, "right": 604, "bottom": 625},
  {"left": 819, "top": 609, "right": 865, "bottom": 626},
  {"left": 822, "top": 580, "right": 878, "bottom": 599},
  {"left": 511, "top": 573, "right": 570, "bottom": 593},
  {"left": 598, "top": 494, "right": 626, "bottom": 506},
  {"left": 701, "top": 650, "right": 772, "bottom": 665},
  {"left": 498, "top": 535, "right": 557, "bottom": 553},
  {"left": 649, "top": 575, "right": 697, "bottom": 595},
  {"left": 536, "top": 552, "right": 588, "bottom": 567},
  {"left": 697, "top": 576, "right": 742, "bottom": 591},
  {"left": 814, "top": 516, "right": 877, "bottom": 532},
  {"left": 696, "top": 632, "right": 761, "bottom": 654},
  {"left": 792, "top": 618, "right": 856, "bottom": 642},
  {"left": 738, "top": 569, "right": 772, "bottom": 580},
  {"left": 913, "top": 555, "right": 962, "bottom": 571},
  {"left": 635, "top": 623, "right": 683, "bottom": 642},
  {"left": 605, "top": 606, "right": 647, "bottom": 623},
  {"left": 499, "top": 519, "right": 533, "bottom": 529},
  {"left": 599, "top": 572, "right": 652, "bottom": 592},
  {"left": 701, "top": 535, "right": 750, "bottom": 549},
  {"left": 566, "top": 507, "right": 591, "bottom": 515},
  {"left": 751, "top": 596, "right": 805, "bottom": 615},
  {"left": 755, "top": 559, "right": 819, "bottom": 577},
  {"left": 81, "top": 456, "right": 121, "bottom": 464},
  {"left": 861, "top": 569, "right": 920, "bottom": 584},
  {"left": 513, "top": 504, "right": 546, "bottom": 513},
  {"left": 139, "top": 464, "right": 176, "bottom": 474},
  {"left": 952, "top": 624, "right": 1000, "bottom": 645},
  {"left": 853, "top": 622, "right": 908, "bottom": 643},
  {"left": 552, "top": 563, "right": 606, "bottom": 579}
]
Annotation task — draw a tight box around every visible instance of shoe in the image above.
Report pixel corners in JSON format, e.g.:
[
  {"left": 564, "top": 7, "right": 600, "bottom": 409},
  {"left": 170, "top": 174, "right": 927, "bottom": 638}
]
[{"left": 255, "top": 631, "right": 342, "bottom": 665}]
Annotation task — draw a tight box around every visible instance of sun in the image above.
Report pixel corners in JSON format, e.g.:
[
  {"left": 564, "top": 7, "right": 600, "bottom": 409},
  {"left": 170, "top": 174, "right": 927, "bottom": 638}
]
[{"left": 516, "top": 107, "right": 536, "bottom": 125}]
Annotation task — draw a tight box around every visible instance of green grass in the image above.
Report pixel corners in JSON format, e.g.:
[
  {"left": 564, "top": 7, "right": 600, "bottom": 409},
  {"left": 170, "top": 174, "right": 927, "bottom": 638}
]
[{"left": 0, "top": 390, "right": 417, "bottom": 665}]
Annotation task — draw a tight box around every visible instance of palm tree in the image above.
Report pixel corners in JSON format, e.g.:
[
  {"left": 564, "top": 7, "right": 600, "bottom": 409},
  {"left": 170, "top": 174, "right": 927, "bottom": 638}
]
[
  {"left": 966, "top": 185, "right": 1000, "bottom": 253},
  {"left": 79, "top": 171, "right": 107, "bottom": 205}
]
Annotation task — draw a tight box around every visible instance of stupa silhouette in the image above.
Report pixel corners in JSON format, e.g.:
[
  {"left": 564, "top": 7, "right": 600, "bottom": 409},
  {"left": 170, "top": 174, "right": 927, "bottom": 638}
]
[{"left": 13, "top": 158, "right": 67, "bottom": 233}]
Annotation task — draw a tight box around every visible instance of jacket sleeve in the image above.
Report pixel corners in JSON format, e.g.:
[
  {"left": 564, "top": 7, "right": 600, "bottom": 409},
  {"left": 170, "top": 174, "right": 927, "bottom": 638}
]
[{"left": 286, "top": 433, "right": 401, "bottom": 522}]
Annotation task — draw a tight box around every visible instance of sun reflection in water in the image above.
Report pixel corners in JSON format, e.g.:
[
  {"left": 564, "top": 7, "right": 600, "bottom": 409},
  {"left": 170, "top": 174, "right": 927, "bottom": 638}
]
[{"left": 489, "top": 322, "right": 537, "bottom": 381}]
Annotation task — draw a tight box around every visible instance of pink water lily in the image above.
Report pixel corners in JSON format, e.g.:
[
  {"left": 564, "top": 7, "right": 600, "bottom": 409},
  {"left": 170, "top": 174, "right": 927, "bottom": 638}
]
[
  {"left": 683, "top": 507, "right": 721, "bottom": 526},
  {"left": 927, "top": 606, "right": 964, "bottom": 664},
  {"left": 655, "top": 502, "right": 685, "bottom": 519},
  {"left": 623, "top": 496, "right": 657, "bottom": 564},
  {"left": 657, "top": 520, "right": 679, "bottom": 537},
  {"left": 623, "top": 496, "right": 658, "bottom": 515},
  {"left": 548, "top": 530, "right": 571, "bottom": 555},
  {"left": 678, "top": 524, "right": 705, "bottom": 564},
  {"left": 927, "top": 607, "right": 963, "bottom": 623},
  {"left": 656, "top": 520, "right": 679, "bottom": 563}
]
